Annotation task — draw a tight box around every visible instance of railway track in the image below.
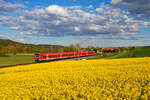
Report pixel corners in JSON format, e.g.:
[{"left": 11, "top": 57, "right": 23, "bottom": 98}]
[
  {"left": 0, "top": 62, "right": 36, "bottom": 69},
  {"left": 0, "top": 55, "right": 96, "bottom": 69}
]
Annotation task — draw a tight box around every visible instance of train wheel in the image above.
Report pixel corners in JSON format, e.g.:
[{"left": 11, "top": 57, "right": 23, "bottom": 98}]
[{"left": 35, "top": 59, "right": 39, "bottom": 63}]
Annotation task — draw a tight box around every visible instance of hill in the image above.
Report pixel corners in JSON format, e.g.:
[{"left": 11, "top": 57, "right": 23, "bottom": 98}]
[
  {"left": 0, "top": 39, "right": 65, "bottom": 55},
  {"left": 117, "top": 46, "right": 150, "bottom": 58},
  {"left": 88, "top": 46, "right": 150, "bottom": 60}
]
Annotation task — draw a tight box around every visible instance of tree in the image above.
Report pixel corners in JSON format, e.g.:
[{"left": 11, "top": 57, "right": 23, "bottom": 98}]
[
  {"left": 0, "top": 48, "right": 7, "bottom": 57},
  {"left": 64, "top": 45, "right": 77, "bottom": 52},
  {"left": 87, "top": 45, "right": 95, "bottom": 51}
]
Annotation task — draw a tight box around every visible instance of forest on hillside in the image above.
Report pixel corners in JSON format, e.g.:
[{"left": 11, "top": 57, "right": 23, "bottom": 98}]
[{"left": 0, "top": 39, "right": 79, "bottom": 56}]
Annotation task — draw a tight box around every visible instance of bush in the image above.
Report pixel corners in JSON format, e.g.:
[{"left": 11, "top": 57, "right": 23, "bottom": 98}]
[{"left": 0, "top": 50, "right": 7, "bottom": 57}]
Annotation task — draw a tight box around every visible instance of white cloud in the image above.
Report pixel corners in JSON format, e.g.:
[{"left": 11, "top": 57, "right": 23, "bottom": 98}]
[
  {"left": 74, "top": 26, "right": 80, "bottom": 32},
  {"left": 111, "top": 0, "right": 150, "bottom": 19},
  {"left": 46, "top": 5, "right": 69, "bottom": 16},
  {"left": 88, "top": 25, "right": 103, "bottom": 32},
  {"left": 96, "top": 8, "right": 103, "bottom": 13},
  {"left": 143, "top": 22, "right": 150, "bottom": 27},
  {"left": 0, "top": 0, "right": 25, "bottom": 14},
  {"left": 87, "top": 5, "right": 93, "bottom": 9},
  {"left": 0, "top": 4, "right": 149, "bottom": 40},
  {"left": 0, "top": 34, "right": 9, "bottom": 39},
  {"left": 111, "top": 0, "right": 122, "bottom": 5},
  {"left": 67, "top": 6, "right": 81, "bottom": 9},
  {"left": 19, "top": 38, "right": 25, "bottom": 43}
]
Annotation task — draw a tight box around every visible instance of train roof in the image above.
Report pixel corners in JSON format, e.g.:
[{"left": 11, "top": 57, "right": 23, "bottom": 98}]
[{"left": 35, "top": 51, "right": 95, "bottom": 54}]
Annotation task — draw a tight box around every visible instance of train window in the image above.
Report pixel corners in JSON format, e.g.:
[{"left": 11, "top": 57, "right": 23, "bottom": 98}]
[
  {"left": 44, "top": 56, "right": 46, "bottom": 59},
  {"left": 35, "top": 54, "right": 40, "bottom": 58},
  {"left": 49, "top": 55, "right": 57, "bottom": 57},
  {"left": 53, "top": 55, "right": 56, "bottom": 57}
]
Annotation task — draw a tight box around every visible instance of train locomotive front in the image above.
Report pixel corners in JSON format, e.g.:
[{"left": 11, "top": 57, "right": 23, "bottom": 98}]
[{"left": 34, "top": 53, "right": 41, "bottom": 62}]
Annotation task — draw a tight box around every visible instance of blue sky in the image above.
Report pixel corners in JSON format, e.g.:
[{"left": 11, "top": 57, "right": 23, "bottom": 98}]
[{"left": 0, "top": 0, "right": 150, "bottom": 47}]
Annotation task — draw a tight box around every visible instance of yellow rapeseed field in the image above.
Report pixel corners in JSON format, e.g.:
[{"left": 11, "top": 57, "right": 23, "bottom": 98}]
[{"left": 0, "top": 57, "right": 150, "bottom": 99}]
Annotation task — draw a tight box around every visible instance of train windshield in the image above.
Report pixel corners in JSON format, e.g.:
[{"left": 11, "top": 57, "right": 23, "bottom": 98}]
[{"left": 35, "top": 53, "right": 40, "bottom": 58}]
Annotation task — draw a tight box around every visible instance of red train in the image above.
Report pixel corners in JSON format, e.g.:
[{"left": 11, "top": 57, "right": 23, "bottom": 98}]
[{"left": 34, "top": 51, "right": 96, "bottom": 62}]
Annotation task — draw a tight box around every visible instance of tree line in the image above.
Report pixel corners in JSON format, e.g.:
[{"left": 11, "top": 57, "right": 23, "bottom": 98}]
[{"left": 0, "top": 39, "right": 80, "bottom": 56}]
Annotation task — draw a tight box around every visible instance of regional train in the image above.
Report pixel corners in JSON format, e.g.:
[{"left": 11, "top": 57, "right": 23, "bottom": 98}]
[{"left": 34, "top": 51, "right": 96, "bottom": 62}]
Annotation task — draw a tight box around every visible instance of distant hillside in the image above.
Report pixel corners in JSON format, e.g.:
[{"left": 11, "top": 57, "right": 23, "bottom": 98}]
[
  {"left": 0, "top": 39, "right": 66, "bottom": 55},
  {"left": 117, "top": 46, "right": 150, "bottom": 58},
  {"left": 88, "top": 46, "right": 150, "bottom": 60}
]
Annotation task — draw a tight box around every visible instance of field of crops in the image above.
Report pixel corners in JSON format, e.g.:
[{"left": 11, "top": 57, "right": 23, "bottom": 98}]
[
  {"left": 0, "top": 58, "right": 150, "bottom": 99},
  {"left": 0, "top": 55, "right": 34, "bottom": 67}
]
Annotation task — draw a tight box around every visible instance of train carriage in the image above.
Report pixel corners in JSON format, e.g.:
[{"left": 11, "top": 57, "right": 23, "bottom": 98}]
[{"left": 34, "top": 51, "right": 96, "bottom": 62}]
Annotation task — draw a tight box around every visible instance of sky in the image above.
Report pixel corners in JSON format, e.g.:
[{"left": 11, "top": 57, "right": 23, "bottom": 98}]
[{"left": 0, "top": 0, "right": 150, "bottom": 47}]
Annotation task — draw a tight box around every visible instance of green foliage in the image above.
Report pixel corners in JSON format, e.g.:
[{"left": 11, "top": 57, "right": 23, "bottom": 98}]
[
  {"left": 0, "top": 48, "right": 7, "bottom": 57},
  {"left": 131, "top": 47, "right": 150, "bottom": 57},
  {"left": 0, "top": 39, "right": 65, "bottom": 54},
  {"left": 0, "top": 52, "right": 6, "bottom": 57},
  {"left": 116, "top": 47, "right": 150, "bottom": 58},
  {"left": 89, "top": 47, "right": 150, "bottom": 60},
  {"left": 0, "top": 39, "right": 84, "bottom": 55},
  {"left": 64, "top": 45, "right": 77, "bottom": 52}
]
